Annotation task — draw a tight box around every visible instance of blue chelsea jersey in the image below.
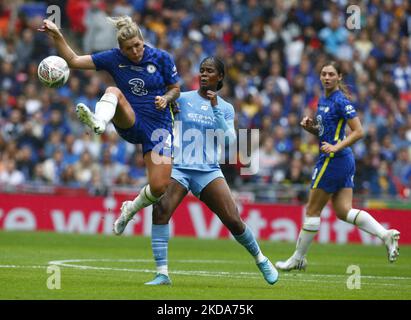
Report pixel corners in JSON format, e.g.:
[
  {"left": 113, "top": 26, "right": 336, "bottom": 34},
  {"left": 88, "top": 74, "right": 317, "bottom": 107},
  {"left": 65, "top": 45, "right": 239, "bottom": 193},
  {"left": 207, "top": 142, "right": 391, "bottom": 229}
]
[
  {"left": 316, "top": 90, "right": 357, "bottom": 158},
  {"left": 91, "top": 45, "right": 180, "bottom": 124},
  {"left": 173, "top": 90, "right": 235, "bottom": 171}
]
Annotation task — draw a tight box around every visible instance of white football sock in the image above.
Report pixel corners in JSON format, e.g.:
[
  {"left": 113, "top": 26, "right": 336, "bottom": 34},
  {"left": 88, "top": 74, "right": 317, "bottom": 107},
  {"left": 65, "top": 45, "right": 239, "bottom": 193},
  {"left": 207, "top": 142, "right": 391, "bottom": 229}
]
[
  {"left": 293, "top": 217, "right": 321, "bottom": 260},
  {"left": 157, "top": 265, "right": 168, "bottom": 277},
  {"left": 345, "top": 208, "right": 388, "bottom": 239},
  {"left": 95, "top": 92, "right": 118, "bottom": 125},
  {"left": 254, "top": 251, "right": 266, "bottom": 264},
  {"left": 130, "top": 185, "right": 160, "bottom": 212}
]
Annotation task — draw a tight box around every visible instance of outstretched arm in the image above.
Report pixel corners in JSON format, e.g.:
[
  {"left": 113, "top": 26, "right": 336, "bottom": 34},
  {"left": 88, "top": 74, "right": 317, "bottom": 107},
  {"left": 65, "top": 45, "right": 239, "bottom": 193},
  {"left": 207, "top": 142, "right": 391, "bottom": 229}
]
[{"left": 38, "top": 19, "right": 96, "bottom": 70}]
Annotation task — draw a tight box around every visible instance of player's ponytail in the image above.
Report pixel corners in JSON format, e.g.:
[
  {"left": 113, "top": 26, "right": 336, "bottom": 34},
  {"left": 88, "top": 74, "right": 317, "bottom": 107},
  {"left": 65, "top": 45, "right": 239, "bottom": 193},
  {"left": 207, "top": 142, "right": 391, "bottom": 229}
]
[
  {"left": 321, "top": 61, "right": 352, "bottom": 100},
  {"left": 107, "top": 15, "right": 144, "bottom": 45},
  {"left": 338, "top": 81, "right": 351, "bottom": 100}
]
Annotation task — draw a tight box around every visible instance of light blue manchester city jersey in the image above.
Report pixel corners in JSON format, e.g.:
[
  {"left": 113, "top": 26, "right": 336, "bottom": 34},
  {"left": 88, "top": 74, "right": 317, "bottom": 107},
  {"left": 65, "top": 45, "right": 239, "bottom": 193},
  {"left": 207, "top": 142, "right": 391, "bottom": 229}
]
[{"left": 173, "top": 90, "right": 235, "bottom": 171}]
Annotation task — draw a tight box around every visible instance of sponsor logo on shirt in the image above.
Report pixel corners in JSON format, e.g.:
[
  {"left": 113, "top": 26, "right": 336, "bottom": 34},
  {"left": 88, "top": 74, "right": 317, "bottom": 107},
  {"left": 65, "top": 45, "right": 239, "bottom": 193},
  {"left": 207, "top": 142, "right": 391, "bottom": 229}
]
[
  {"left": 187, "top": 112, "right": 215, "bottom": 125},
  {"left": 129, "top": 78, "right": 148, "bottom": 96},
  {"left": 118, "top": 64, "right": 144, "bottom": 72}
]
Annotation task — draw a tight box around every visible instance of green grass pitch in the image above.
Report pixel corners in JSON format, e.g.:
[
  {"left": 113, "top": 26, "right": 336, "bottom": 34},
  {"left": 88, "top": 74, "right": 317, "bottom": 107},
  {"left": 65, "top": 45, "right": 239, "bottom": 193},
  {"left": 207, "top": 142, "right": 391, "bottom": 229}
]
[{"left": 0, "top": 231, "right": 410, "bottom": 300}]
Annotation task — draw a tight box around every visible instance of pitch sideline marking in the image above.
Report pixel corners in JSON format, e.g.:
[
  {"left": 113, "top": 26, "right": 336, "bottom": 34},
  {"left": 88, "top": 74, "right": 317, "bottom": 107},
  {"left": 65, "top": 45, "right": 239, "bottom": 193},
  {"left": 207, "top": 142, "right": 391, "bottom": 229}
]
[
  {"left": 0, "top": 265, "right": 46, "bottom": 269},
  {"left": 48, "top": 258, "right": 411, "bottom": 287},
  {"left": 48, "top": 259, "right": 411, "bottom": 281},
  {"left": 1, "top": 259, "right": 410, "bottom": 287}
]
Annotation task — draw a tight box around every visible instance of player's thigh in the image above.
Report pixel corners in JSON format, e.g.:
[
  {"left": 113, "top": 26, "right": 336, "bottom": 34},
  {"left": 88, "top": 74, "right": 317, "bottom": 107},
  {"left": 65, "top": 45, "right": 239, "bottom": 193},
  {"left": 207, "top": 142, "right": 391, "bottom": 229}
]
[
  {"left": 306, "top": 188, "right": 332, "bottom": 216},
  {"left": 152, "top": 178, "right": 188, "bottom": 224},
  {"left": 200, "top": 177, "right": 244, "bottom": 234},
  {"left": 331, "top": 188, "right": 353, "bottom": 220},
  {"left": 144, "top": 151, "right": 172, "bottom": 196},
  {"left": 105, "top": 86, "right": 135, "bottom": 129}
]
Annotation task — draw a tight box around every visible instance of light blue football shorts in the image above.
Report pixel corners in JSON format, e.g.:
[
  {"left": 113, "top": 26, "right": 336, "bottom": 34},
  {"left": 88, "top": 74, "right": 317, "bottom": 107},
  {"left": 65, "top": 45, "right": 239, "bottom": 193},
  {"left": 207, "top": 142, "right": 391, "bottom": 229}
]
[{"left": 171, "top": 167, "right": 225, "bottom": 198}]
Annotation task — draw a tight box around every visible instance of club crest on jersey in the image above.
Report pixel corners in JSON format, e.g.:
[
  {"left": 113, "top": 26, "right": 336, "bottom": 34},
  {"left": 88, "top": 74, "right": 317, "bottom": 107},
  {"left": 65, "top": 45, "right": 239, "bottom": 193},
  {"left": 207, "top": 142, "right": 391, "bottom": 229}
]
[
  {"left": 172, "top": 65, "right": 178, "bottom": 77},
  {"left": 147, "top": 64, "right": 157, "bottom": 73},
  {"left": 345, "top": 105, "right": 355, "bottom": 114},
  {"left": 129, "top": 78, "right": 148, "bottom": 96}
]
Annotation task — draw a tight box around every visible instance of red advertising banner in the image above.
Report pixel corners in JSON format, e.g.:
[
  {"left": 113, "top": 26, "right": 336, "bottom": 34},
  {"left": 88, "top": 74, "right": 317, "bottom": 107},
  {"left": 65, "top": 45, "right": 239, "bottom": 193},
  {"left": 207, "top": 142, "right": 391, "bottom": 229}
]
[{"left": 0, "top": 193, "right": 409, "bottom": 244}]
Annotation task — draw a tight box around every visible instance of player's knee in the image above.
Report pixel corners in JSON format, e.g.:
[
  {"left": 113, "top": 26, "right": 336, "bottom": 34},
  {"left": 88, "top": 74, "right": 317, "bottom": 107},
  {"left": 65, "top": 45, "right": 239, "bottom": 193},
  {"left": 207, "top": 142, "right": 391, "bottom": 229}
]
[
  {"left": 335, "top": 206, "right": 351, "bottom": 221},
  {"left": 149, "top": 181, "right": 168, "bottom": 198},
  {"left": 105, "top": 86, "right": 122, "bottom": 97}
]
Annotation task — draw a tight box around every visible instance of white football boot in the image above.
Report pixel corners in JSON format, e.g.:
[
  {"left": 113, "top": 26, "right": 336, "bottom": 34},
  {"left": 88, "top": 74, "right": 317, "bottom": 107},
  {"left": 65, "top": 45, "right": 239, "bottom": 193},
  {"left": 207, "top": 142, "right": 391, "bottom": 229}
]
[
  {"left": 113, "top": 201, "right": 135, "bottom": 235},
  {"left": 383, "top": 229, "right": 400, "bottom": 263},
  {"left": 76, "top": 103, "right": 106, "bottom": 134},
  {"left": 275, "top": 256, "right": 307, "bottom": 271}
]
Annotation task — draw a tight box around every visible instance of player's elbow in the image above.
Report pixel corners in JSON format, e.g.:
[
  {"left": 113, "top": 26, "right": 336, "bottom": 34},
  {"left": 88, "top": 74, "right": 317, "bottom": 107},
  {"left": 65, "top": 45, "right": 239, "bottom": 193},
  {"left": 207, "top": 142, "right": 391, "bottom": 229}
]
[
  {"left": 67, "top": 55, "right": 95, "bottom": 70},
  {"left": 168, "top": 84, "right": 180, "bottom": 99},
  {"left": 356, "top": 128, "right": 365, "bottom": 140},
  {"left": 66, "top": 55, "right": 80, "bottom": 69}
]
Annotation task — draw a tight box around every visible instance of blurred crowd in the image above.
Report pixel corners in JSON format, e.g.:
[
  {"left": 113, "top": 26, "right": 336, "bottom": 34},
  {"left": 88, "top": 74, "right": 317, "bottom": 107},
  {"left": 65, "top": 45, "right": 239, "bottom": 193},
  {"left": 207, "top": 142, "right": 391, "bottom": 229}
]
[{"left": 0, "top": 0, "right": 411, "bottom": 201}]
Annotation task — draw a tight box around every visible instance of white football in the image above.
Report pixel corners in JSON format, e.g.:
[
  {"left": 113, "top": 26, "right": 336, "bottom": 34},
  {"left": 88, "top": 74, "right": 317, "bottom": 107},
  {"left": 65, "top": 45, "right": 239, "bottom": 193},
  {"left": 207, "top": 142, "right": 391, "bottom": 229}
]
[{"left": 38, "top": 56, "right": 70, "bottom": 88}]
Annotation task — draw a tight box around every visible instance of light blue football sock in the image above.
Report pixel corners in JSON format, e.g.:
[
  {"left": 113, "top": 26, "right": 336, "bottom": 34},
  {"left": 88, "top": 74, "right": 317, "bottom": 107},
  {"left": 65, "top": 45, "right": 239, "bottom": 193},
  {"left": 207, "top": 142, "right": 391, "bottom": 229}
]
[
  {"left": 233, "top": 225, "right": 266, "bottom": 263},
  {"left": 151, "top": 224, "right": 170, "bottom": 276}
]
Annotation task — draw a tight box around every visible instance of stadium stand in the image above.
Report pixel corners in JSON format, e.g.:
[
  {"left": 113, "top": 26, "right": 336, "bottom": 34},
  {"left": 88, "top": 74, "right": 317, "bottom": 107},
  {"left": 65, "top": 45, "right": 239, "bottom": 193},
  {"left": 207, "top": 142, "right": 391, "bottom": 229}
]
[{"left": 0, "top": 0, "right": 410, "bottom": 204}]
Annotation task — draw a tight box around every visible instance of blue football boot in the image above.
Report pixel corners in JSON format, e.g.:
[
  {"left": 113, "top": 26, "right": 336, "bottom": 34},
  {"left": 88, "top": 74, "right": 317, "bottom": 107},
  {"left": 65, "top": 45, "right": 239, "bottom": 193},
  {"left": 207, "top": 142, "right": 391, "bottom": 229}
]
[
  {"left": 144, "top": 273, "right": 172, "bottom": 285},
  {"left": 257, "top": 258, "right": 279, "bottom": 285}
]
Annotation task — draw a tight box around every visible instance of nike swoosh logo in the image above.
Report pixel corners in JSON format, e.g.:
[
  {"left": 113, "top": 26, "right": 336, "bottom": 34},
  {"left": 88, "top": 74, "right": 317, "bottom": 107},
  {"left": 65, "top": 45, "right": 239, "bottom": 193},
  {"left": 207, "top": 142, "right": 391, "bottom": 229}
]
[{"left": 118, "top": 64, "right": 129, "bottom": 68}]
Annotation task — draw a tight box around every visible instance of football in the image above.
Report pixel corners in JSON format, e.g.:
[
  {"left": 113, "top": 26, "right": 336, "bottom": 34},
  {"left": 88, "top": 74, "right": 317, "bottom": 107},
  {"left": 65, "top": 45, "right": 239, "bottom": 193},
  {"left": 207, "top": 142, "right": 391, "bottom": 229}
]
[{"left": 37, "top": 56, "right": 70, "bottom": 88}]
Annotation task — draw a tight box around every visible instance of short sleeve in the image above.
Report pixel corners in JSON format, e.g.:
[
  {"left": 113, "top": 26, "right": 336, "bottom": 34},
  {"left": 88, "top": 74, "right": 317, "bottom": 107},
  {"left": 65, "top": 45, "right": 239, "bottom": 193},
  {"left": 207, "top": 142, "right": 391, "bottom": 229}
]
[
  {"left": 91, "top": 49, "right": 117, "bottom": 72},
  {"left": 160, "top": 51, "right": 180, "bottom": 85},
  {"left": 224, "top": 103, "right": 235, "bottom": 121},
  {"left": 337, "top": 96, "right": 357, "bottom": 120}
]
